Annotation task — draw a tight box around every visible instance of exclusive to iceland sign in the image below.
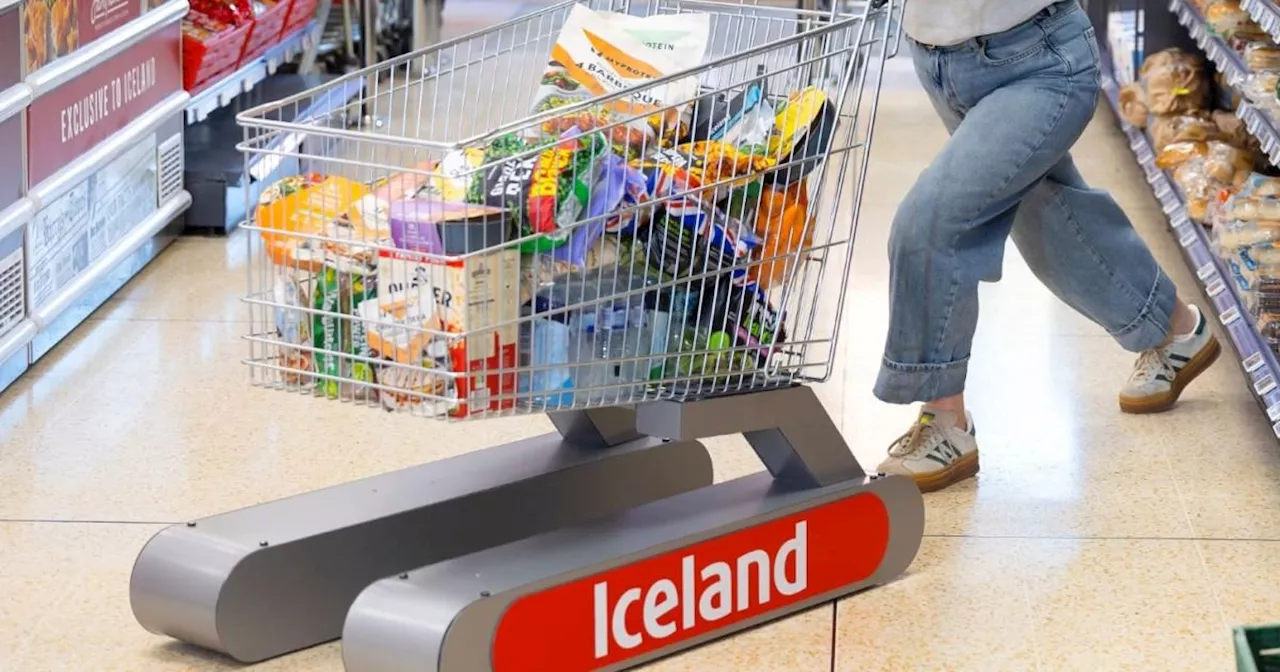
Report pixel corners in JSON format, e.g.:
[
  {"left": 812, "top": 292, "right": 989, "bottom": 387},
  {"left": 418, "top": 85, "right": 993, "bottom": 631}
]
[{"left": 26, "top": 23, "right": 180, "bottom": 187}]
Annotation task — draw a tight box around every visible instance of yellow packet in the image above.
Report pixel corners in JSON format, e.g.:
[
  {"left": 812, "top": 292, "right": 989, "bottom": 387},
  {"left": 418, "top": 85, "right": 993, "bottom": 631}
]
[{"left": 768, "top": 88, "right": 829, "bottom": 160}]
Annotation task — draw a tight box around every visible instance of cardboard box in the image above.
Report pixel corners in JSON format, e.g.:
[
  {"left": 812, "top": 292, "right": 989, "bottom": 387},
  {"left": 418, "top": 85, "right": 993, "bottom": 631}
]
[{"left": 374, "top": 246, "right": 520, "bottom": 417}]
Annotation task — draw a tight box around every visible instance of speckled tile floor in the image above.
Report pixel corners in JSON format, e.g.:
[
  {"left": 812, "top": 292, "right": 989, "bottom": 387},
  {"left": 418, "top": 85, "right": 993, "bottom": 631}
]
[{"left": 1, "top": 3, "right": 1278, "bottom": 672}]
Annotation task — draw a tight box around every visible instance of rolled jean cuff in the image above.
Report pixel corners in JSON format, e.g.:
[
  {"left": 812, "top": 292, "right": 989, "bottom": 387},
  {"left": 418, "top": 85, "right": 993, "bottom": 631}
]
[
  {"left": 874, "top": 356, "right": 970, "bottom": 404},
  {"left": 1110, "top": 272, "right": 1178, "bottom": 353}
]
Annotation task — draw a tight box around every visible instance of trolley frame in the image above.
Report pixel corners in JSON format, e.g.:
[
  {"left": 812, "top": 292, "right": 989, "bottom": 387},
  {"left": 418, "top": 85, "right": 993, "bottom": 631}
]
[{"left": 130, "top": 0, "right": 921, "bottom": 669}]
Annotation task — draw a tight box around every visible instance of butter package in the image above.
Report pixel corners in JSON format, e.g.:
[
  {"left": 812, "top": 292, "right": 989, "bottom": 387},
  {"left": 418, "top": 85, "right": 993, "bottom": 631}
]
[{"left": 375, "top": 246, "right": 521, "bottom": 417}]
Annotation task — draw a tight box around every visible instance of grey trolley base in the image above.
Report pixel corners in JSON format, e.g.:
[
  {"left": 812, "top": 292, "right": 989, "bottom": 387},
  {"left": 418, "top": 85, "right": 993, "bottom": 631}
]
[{"left": 130, "top": 385, "right": 925, "bottom": 670}]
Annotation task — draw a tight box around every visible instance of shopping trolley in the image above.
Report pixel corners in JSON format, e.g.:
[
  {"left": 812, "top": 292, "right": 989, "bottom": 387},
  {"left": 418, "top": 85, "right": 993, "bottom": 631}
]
[{"left": 130, "top": 1, "right": 920, "bottom": 669}]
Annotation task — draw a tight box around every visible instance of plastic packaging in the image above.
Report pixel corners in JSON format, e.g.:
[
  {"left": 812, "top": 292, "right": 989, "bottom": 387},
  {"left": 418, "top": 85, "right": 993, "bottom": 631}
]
[
  {"left": 530, "top": 4, "right": 710, "bottom": 143},
  {"left": 1203, "top": 141, "right": 1256, "bottom": 183},
  {"left": 1155, "top": 141, "right": 1208, "bottom": 170},
  {"left": 1119, "top": 82, "right": 1148, "bottom": 129},
  {"left": 1149, "top": 113, "right": 1218, "bottom": 152},
  {"left": 1245, "top": 40, "right": 1280, "bottom": 71},
  {"left": 1205, "top": 1, "right": 1266, "bottom": 40},
  {"left": 1140, "top": 49, "right": 1210, "bottom": 115}
]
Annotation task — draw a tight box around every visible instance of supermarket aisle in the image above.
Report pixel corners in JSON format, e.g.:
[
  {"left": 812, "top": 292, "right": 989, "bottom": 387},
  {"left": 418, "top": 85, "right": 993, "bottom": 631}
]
[{"left": 3, "top": 17, "right": 1280, "bottom": 672}]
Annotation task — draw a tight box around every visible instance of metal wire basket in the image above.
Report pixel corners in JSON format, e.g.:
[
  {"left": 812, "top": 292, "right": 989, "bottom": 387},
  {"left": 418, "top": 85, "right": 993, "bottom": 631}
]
[{"left": 238, "top": 0, "right": 900, "bottom": 420}]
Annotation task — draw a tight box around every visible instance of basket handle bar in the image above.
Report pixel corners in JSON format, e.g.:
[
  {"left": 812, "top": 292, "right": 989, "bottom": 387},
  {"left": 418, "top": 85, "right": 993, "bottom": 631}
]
[
  {"left": 236, "top": 0, "right": 585, "bottom": 122},
  {"left": 237, "top": 5, "right": 883, "bottom": 151}
]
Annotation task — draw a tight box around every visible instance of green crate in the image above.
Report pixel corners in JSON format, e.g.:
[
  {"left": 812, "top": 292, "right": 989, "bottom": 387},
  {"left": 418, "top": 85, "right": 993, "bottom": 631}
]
[{"left": 1235, "top": 625, "right": 1280, "bottom": 672}]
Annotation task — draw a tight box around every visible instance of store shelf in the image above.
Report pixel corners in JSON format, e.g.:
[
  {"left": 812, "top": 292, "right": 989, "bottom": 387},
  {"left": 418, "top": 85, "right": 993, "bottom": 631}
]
[
  {"left": 186, "top": 23, "right": 319, "bottom": 125},
  {"left": 1170, "top": 0, "right": 1280, "bottom": 173},
  {"left": 1099, "top": 63, "right": 1280, "bottom": 436},
  {"left": 1243, "top": 0, "right": 1280, "bottom": 42}
]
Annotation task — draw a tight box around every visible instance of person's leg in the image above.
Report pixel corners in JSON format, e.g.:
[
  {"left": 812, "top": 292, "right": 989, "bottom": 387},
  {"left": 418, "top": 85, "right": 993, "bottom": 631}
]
[
  {"left": 1011, "top": 155, "right": 1220, "bottom": 412},
  {"left": 875, "top": 2, "right": 1099, "bottom": 490}
]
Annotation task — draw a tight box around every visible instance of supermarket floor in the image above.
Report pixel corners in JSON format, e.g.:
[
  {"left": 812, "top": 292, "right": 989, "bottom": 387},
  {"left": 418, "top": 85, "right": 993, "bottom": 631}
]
[{"left": 4, "top": 8, "right": 1280, "bottom": 672}]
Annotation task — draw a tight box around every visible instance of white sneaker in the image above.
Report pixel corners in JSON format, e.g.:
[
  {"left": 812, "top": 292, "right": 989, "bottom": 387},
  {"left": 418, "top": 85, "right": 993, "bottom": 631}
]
[
  {"left": 1119, "top": 304, "right": 1221, "bottom": 414},
  {"left": 876, "top": 409, "right": 979, "bottom": 493}
]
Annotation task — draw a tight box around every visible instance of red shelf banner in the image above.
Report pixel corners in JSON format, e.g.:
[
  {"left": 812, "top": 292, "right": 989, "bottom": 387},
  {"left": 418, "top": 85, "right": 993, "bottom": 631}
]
[{"left": 26, "top": 21, "right": 180, "bottom": 187}]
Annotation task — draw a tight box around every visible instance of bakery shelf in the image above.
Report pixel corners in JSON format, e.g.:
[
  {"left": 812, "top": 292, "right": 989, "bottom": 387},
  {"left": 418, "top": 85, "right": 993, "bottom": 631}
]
[
  {"left": 1243, "top": 0, "right": 1280, "bottom": 43},
  {"left": 1170, "top": 0, "right": 1280, "bottom": 171},
  {"left": 186, "top": 22, "right": 319, "bottom": 125},
  {"left": 1100, "top": 60, "right": 1280, "bottom": 436}
]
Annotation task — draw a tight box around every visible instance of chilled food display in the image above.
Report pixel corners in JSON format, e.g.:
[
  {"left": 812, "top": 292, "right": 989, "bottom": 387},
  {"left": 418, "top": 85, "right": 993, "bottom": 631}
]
[{"left": 251, "top": 6, "right": 830, "bottom": 417}]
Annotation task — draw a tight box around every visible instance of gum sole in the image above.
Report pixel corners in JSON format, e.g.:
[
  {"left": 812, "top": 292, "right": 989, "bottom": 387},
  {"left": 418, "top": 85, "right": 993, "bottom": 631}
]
[
  {"left": 909, "top": 451, "right": 980, "bottom": 493},
  {"left": 1119, "top": 335, "right": 1222, "bottom": 414}
]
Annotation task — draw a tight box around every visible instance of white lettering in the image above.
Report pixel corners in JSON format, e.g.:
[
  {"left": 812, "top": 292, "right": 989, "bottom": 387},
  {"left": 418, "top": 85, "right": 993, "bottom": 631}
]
[
  {"left": 775, "top": 522, "right": 807, "bottom": 596},
  {"left": 681, "top": 555, "right": 696, "bottom": 629},
  {"left": 56, "top": 57, "right": 157, "bottom": 145},
  {"left": 698, "top": 562, "right": 732, "bottom": 621},
  {"left": 642, "top": 579, "right": 677, "bottom": 639},
  {"left": 594, "top": 582, "right": 609, "bottom": 659},
  {"left": 735, "top": 550, "right": 771, "bottom": 612},
  {"left": 591, "top": 522, "right": 809, "bottom": 660},
  {"left": 611, "top": 588, "right": 642, "bottom": 652}
]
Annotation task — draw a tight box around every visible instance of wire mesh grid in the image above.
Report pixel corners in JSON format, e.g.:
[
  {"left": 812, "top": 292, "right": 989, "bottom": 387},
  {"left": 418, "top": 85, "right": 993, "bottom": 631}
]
[{"left": 238, "top": 0, "right": 900, "bottom": 420}]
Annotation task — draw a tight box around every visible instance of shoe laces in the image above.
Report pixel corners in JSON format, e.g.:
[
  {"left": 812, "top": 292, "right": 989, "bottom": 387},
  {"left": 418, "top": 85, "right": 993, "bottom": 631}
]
[
  {"left": 888, "top": 418, "right": 944, "bottom": 458},
  {"left": 1130, "top": 348, "right": 1174, "bottom": 385}
]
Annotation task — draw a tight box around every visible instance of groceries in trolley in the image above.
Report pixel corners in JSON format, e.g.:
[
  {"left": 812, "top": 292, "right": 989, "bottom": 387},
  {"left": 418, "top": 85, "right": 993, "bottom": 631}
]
[{"left": 250, "top": 6, "right": 843, "bottom": 417}]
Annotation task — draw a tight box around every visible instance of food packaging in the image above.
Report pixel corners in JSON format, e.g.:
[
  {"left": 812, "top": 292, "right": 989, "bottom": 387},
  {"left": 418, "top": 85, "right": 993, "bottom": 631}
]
[
  {"left": 1241, "top": 173, "right": 1280, "bottom": 197},
  {"left": 1203, "top": 141, "right": 1255, "bottom": 183},
  {"left": 531, "top": 5, "right": 710, "bottom": 143},
  {"left": 1155, "top": 141, "right": 1208, "bottom": 170},
  {"left": 750, "top": 180, "right": 813, "bottom": 290},
  {"left": 700, "top": 279, "right": 786, "bottom": 367},
  {"left": 1211, "top": 110, "right": 1254, "bottom": 148},
  {"left": 238, "top": 0, "right": 291, "bottom": 66},
  {"left": 387, "top": 200, "right": 508, "bottom": 255},
  {"left": 767, "top": 88, "right": 837, "bottom": 184},
  {"left": 1214, "top": 218, "right": 1280, "bottom": 249},
  {"left": 1148, "top": 113, "right": 1219, "bottom": 151},
  {"left": 256, "top": 175, "right": 371, "bottom": 270},
  {"left": 1205, "top": 0, "right": 1266, "bottom": 40},
  {"left": 422, "top": 149, "right": 485, "bottom": 202},
  {"left": 1119, "top": 82, "right": 1149, "bottom": 129},
  {"left": 1245, "top": 40, "right": 1280, "bottom": 71},
  {"left": 375, "top": 246, "right": 520, "bottom": 417},
  {"left": 273, "top": 272, "right": 313, "bottom": 386},
  {"left": 311, "top": 264, "right": 377, "bottom": 402},
  {"left": 1140, "top": 49, "right": 1210, "bottom": 115},
  {"left": 1225, "top": 192, "right": 1280, "bottom": 221}
]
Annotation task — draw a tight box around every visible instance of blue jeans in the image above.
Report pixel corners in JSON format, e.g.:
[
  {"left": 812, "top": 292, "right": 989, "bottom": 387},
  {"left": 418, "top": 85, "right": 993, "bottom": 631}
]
[{"left": 874, "top": 0, "right": 1178, "bottom": 404}]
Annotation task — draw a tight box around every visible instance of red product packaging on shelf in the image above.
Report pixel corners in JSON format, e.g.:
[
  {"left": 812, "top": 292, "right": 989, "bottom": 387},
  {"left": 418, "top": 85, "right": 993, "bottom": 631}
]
[
  {"left": 373, "top": 246, "right": 520, "bottom": 418},
  {"left": 183, "top": 14, "right": 253, "bottom": 92},
  {"left": 238, "top": 0, "right": 291, "bottom": 66}
]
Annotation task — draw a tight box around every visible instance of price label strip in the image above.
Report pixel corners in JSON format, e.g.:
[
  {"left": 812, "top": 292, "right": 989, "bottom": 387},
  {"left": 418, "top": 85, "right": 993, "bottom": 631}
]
[
  {"left": 1256, "top": 374, "right": 1277, "bottom": 397},
  {"left": 1245, "top": 351, "right": 1266, "bottom": 373},
  {"left": 1206, "top": 277, "right": 1227, "bottom": 297},
  {"left": 1180, "top": 229, "right": 1198, "bottom": 248},
  {"left": 1268, "top": 400, "right": 1280, "bottom": 422},
  {"left": 1221, "top": 305, "right": 1242, "bottom": 325},
  {"left": 1196, "top": 262, "right": 1216, "bottom": 281}
]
